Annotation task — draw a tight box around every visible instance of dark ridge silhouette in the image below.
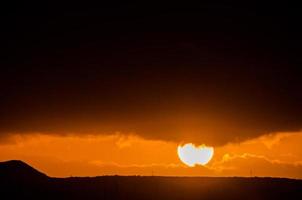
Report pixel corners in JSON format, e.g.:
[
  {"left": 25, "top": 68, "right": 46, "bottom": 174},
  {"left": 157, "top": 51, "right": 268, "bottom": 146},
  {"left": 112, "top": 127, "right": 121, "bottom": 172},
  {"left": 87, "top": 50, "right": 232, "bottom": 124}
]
[
  {"left": 0, "top": 160, "right": 48, "bottom": 179},
  {"left": 0, "top": 160, "right": 302, "bottom": 200}
]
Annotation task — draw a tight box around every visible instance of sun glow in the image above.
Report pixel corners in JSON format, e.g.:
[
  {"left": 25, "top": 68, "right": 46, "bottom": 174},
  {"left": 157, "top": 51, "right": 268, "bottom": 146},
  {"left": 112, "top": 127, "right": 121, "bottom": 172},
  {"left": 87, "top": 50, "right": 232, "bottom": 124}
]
[{"left": 177, "top": 143, "right": 214, "bottom": 167}]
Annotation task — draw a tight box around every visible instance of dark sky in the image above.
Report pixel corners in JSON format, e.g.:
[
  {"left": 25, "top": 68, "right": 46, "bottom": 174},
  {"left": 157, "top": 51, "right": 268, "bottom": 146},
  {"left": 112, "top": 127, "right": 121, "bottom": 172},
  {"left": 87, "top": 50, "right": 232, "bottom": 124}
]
[{"left": 0, "top": 2, "right": 300, "bottom": 145}]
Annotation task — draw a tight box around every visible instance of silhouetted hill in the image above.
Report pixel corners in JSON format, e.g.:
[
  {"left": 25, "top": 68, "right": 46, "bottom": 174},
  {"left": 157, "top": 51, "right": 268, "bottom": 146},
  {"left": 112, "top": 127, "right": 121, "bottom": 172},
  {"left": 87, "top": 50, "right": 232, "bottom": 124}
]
[
  {"left": 0, "top": 160, "right": 48, "bottom": 180},
  {"left": 0, "top": 160, "right": 49, "bottom": 199},
  {"left": 0, "top": 160, "right": 302, "bottom": 199}
]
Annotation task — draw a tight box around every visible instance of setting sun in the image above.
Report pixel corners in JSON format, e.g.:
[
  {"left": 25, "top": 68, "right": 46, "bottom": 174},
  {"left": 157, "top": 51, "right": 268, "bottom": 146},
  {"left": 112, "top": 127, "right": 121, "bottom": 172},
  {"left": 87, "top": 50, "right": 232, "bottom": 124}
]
[{"left": 177, "top": 143, "right": 214, "bottom": 167}]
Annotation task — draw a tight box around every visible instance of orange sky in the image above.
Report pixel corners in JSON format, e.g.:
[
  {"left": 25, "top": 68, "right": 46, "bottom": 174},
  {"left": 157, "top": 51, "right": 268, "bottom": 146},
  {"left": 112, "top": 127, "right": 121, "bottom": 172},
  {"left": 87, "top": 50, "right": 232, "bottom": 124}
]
[{"left": 1, "top": 131, "right": 301, "bottom": 178}]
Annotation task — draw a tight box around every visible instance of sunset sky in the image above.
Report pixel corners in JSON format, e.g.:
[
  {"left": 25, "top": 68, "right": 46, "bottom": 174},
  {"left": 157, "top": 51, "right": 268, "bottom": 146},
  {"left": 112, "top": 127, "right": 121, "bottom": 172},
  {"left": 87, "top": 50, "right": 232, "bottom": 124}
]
[{"left": 1, "top": 2, "right": 301, "bottom": 178}]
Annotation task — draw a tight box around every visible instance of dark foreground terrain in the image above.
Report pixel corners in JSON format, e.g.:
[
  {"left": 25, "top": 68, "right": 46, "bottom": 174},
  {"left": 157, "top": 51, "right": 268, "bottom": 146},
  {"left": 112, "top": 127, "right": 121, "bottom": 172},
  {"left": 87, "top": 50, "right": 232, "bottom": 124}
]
[{"left": 0, "top": 160, "right": 301, "bottom": 200}]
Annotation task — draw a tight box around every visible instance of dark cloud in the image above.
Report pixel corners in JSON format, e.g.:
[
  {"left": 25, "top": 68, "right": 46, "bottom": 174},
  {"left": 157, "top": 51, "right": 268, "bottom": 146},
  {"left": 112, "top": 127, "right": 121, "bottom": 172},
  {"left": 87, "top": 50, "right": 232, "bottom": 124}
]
[{"left": 0, "top": 2, "right": 300, "bottom": 145}]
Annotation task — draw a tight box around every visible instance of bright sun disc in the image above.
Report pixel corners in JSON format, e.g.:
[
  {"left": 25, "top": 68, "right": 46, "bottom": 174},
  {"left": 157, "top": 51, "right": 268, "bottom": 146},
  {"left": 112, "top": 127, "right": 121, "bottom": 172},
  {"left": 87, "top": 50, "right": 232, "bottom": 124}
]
[{"left": 177, "top": 143, "right": 214, "bottom": 167}]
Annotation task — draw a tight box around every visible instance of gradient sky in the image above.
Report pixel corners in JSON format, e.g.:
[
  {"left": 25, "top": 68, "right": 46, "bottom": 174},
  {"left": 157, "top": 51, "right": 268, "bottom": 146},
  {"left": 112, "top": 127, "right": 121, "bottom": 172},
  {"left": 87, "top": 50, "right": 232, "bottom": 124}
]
[{"left": 1, "top": 2, "right": 301, "bottom": 178}]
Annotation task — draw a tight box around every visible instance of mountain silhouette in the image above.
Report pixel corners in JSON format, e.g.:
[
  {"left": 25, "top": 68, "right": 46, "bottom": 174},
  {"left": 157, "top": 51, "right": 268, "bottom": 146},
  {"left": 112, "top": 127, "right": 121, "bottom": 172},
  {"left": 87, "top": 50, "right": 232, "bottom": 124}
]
[
  {"left": 0, "top": 160, "right": 48, "bottom": 180},
  {"left": 0, "top": 160, "right": 302, "bottom": 200}
]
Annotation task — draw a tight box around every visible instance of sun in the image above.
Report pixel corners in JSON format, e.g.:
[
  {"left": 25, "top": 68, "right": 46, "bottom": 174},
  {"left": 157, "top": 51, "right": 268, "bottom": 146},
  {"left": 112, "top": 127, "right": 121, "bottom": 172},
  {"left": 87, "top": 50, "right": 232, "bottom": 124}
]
[{"left": 177, "top": 143, "right": 214, "bottom": 167}]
